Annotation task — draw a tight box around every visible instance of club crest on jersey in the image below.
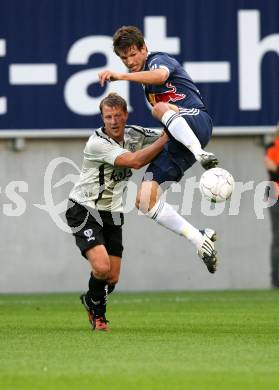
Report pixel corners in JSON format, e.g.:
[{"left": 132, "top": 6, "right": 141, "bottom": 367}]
[
  {"left": 148, "top": 82, "right": 186, "bottom": 105},
  {"left": 129, "top": 143, "right": 137, "bottom": 152}
]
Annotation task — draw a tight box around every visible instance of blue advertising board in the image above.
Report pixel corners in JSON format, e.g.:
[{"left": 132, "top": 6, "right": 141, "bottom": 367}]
[{"left": 0, "top": 0, "right": 278, "bottom": 132}]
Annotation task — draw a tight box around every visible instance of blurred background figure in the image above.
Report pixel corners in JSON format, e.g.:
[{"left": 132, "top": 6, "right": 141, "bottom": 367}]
[{"left": 264, "top": 122, "right": 279, "bottom": 288}]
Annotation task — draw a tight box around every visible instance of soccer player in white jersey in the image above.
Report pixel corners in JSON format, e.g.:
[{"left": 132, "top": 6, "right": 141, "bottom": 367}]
[
  {"left": 66, "top": 93, "right": 168, "bottom": 331},
  {"left": 98, "top": 26, "right": 218, "bottom": 275}
]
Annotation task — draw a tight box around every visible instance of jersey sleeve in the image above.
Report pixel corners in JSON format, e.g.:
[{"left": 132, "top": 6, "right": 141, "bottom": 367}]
[
  {"left": 127, "top": 125, "right": 163, "bottom": 148},
  {"left": 141, "top": 127, "right": 163, "bottom": 147},
  {"left": 147, "top": 53, "right": 176, "bottom": 76},
  {"left": 85, "top": 137, "right": 128, "bottom": 166}
]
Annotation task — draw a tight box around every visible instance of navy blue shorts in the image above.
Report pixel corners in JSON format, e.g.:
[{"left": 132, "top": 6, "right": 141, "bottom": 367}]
[{"left": 145, "top": 109, "right": 213, "bottom": 185}]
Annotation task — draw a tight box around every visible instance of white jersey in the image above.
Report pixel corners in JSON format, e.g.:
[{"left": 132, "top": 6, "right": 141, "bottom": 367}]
[{"left": 69, "top": 125, "right": 162, "bottom": 212}]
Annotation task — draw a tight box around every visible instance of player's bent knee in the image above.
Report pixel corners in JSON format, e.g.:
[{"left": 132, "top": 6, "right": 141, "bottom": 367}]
[
  {"left": 136, "top": 183, "right": 160, "bottom": 213},
  {"left": 86, "top": 247, "right": 111, "bottom": 280},
  {"left": 136, "top": 177, "right": 161, "bottom": 212},
  {"left": 93, "top": 264, "right": 110, "bottom": 280},
  {"left": 152, "top": 102, "right": 168, "bottom": 119}
]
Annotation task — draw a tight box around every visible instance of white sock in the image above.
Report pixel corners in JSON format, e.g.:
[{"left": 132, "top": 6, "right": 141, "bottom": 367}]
[
  {"left": 146, "top": 200, "right": 203, "bottom": 248},
  {"left": 161, "top": 110, "right": 203, "bottom": 159}
]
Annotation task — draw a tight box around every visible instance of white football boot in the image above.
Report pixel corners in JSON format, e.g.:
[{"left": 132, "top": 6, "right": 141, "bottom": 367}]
[{"left": 197, "top": 228, "right": 218, "bottom": 273}]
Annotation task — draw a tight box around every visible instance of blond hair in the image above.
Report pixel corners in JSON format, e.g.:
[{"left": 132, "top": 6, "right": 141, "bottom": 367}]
[{"left": 99, "top": 93, "right": 127, "bottom": 114}]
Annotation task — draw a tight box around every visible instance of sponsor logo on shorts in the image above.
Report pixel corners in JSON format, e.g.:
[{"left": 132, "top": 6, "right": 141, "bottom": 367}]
[{"left": 84, "top": 229, "right": 95, "bottom": 241}]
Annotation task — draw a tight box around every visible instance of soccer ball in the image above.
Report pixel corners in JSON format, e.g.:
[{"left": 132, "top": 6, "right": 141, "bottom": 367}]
[{"left": 199, "top": 167, "right": 235, "bottom": 203}]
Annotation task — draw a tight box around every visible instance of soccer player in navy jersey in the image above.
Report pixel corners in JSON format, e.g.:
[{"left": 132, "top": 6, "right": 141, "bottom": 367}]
[{"left": 98, "top": 26, "right": 218, "bottom": 273}]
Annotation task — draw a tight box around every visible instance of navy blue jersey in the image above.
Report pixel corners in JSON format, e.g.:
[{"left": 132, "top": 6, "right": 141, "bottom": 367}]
[{"left": 144, "top": 52, "right": 206, "bottom": 110}]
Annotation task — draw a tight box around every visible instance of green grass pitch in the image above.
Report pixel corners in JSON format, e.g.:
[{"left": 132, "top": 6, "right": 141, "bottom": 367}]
[{"left": 1, "top": 290, "right": 279, "bottom": 390}]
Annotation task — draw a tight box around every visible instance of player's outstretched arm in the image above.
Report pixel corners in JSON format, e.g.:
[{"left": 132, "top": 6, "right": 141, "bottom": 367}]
[
  {"left": 98, "top": 68, "right": 168, "bottom": 87},
  {"left": 114, "top": 132, "right": 168, "bottom": 169}
]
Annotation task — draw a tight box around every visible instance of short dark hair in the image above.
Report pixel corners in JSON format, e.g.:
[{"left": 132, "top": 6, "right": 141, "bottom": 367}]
[
  {"left": 113, "top": 26, "right": 145, "bottom": 56},
  {"left": 99, "top": 93, "right": 127, "bottom": 114}
]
